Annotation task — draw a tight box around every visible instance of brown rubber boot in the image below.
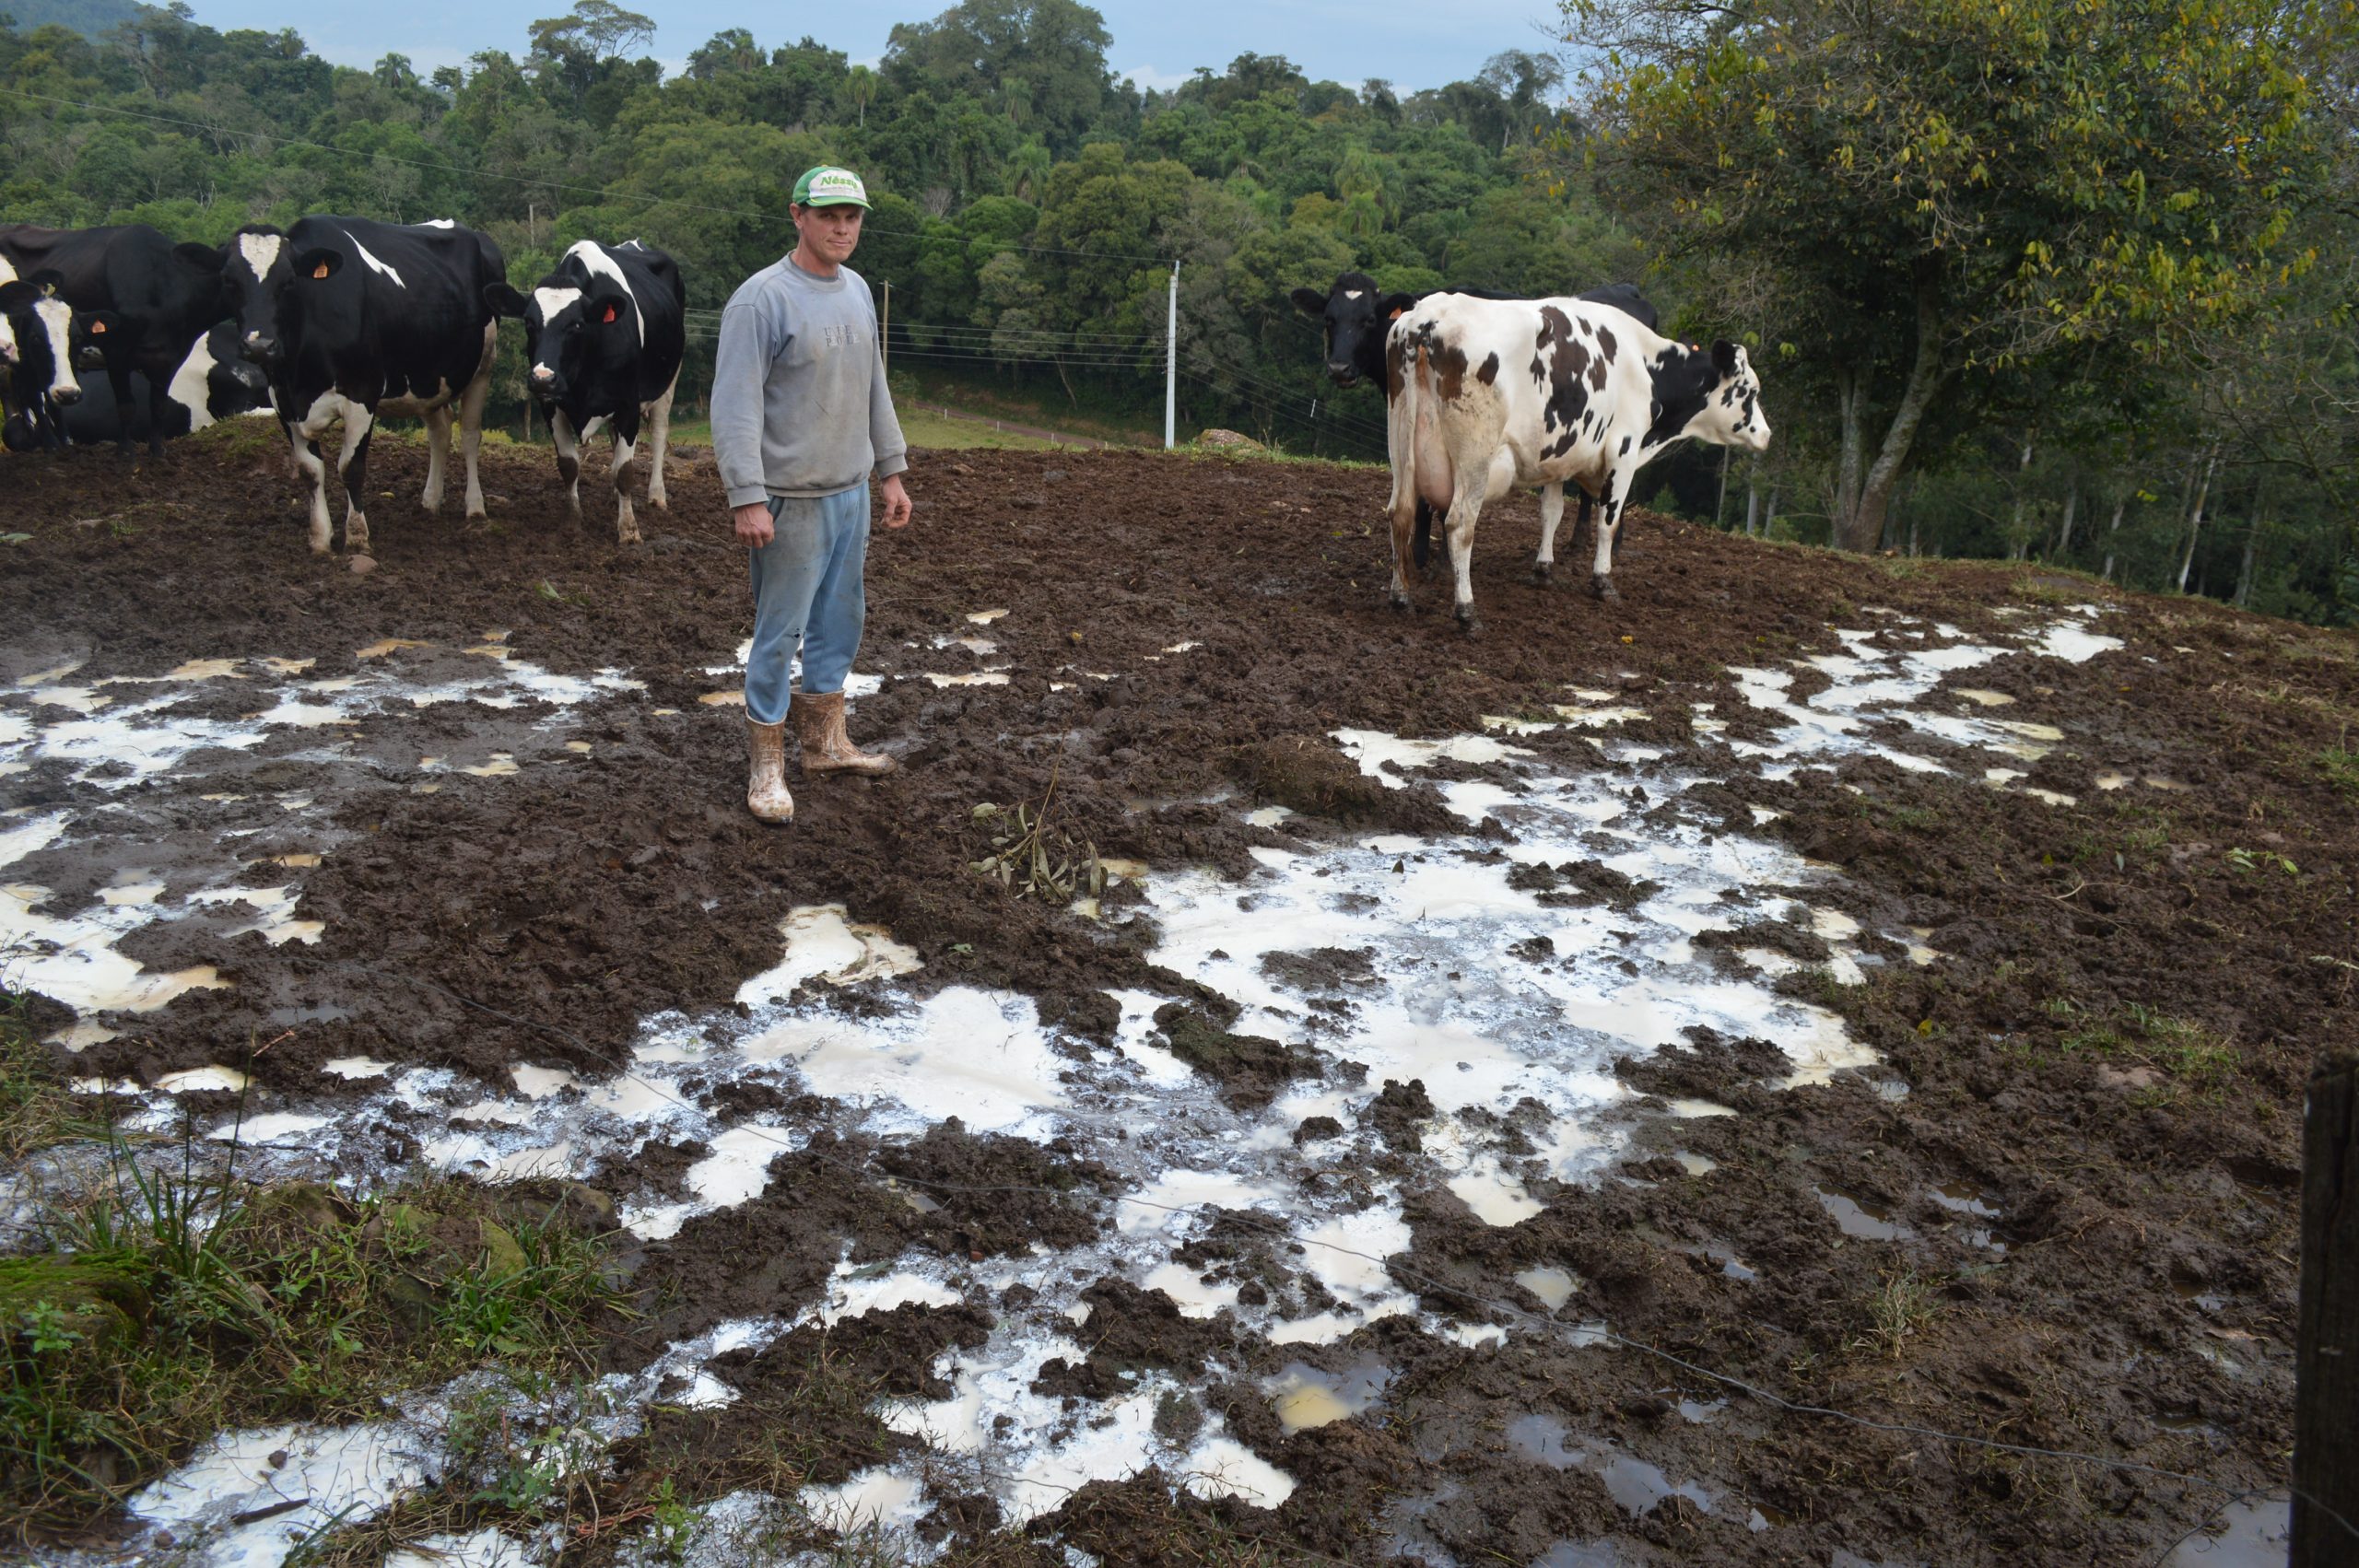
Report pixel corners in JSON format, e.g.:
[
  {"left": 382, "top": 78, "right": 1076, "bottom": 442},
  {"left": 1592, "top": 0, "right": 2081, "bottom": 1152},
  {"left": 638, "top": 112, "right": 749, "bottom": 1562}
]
[
  {"left": 791, "top": 689, "right": 899, "bottom": 776},
  {"left": 745, "top": 718, "right": 795, "bottom": 823}
]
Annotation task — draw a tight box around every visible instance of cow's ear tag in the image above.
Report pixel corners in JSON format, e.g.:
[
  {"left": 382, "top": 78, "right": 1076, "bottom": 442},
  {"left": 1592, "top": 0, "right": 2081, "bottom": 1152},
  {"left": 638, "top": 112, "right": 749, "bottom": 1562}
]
[
  {"left": 89, "top": 320, "right": 105, "bottom": 333},
  {"left": 602, "top": 304, "right": 618, "bottom": 324},
  {"left": 1388, "top": 307, "right": 1404, "bottom": 319},
  {"left": 311, "top": 261, "right": 331, "bottom": 279}
]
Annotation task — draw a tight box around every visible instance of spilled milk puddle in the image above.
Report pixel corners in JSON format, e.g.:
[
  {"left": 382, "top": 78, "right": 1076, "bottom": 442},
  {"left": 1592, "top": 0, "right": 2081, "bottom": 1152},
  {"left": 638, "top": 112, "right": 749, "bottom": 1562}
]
[{"left": 12, "top": 607, "right": 2132, "bottom": 1564}]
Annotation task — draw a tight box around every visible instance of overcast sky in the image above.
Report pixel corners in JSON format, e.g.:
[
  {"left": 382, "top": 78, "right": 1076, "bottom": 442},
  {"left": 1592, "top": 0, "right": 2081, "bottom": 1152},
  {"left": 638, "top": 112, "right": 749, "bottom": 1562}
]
[{"left": 183, "top": 0, "right": 1572, "bottom": 96}]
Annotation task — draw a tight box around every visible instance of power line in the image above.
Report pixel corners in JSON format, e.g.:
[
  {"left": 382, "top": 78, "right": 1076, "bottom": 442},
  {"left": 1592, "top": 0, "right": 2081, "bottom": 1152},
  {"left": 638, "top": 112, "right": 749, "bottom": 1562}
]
[{"left": 0, "top": 85, "right": 1179, "bottom": 266}]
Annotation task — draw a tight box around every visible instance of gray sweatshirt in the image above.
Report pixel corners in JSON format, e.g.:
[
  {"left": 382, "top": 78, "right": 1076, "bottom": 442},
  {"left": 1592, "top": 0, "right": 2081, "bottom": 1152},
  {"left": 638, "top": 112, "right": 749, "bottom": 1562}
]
[{"left": 710, "top": 254, "right": 907, "bottom": 508}]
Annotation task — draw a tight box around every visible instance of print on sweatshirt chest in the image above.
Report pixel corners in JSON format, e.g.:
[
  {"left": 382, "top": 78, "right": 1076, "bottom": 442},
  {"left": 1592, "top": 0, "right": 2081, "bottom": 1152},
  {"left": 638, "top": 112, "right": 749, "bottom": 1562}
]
[{"left": 783, "top": 321, "right": 871, "bottom": 363}]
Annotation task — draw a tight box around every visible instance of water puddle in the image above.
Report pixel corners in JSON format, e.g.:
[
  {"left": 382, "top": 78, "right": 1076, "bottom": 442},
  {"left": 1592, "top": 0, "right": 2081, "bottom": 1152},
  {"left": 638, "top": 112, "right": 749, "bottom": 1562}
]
[
  {"left": 1515, "top": 1266, "right": 1580, "bottom": 1311},
  {"left": 1264, "top": 1357, "right": 1391, "bottom": 1432},
  {"left": 1815, "top": 1186, "right": 1914, "bottom": 1242},
  {"left": 735, "top": 905, "right": 923, "bottom": 1002},
  {"left": 1508, "top": 1415, "right": 1715, "bottom": 1515},
  {"left": 2162, "top": 1496, "right": 2288, "bottom": 1566}
]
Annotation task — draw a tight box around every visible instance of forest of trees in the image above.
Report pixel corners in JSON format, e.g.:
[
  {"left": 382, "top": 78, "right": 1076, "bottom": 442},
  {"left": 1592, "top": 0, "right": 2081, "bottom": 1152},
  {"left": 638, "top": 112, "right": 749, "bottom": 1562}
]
[{"left": 0, "top": 0, "right": 2352, "bottom": 622}]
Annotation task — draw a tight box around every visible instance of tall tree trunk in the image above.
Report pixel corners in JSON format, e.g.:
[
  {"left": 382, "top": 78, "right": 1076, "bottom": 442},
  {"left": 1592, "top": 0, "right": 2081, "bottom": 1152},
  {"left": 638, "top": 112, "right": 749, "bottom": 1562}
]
[
  {"left": 2054, "top": 487, "right": 2077, "bottom": 559},
  {"left": 1842, "top": 270, "right": 1948, "bottom": 553},
  {"left": 1833, "top": 370, "right": 1866, "bottom": 534},
  {"left": 2177, "top": 445, "right": 2219, "bottom": 594},
  {"left": 2008, "top": 433, "right": 2035, "bottom": 559},
  {"left": 2101, "top": 494, "right": 2127, "bottom": 580},
  {"left": 2235, "top": 481, "right": 2266, "bottom": 609}
]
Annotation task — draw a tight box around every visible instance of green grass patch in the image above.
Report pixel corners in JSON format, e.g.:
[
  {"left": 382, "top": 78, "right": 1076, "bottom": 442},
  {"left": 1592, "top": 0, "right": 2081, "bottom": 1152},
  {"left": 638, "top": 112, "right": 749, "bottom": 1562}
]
[
  {"left": 1, "top": 1132, "right": 629, "bottom": 1535},
  {"left": 2052, "top": 1000, "right": 2238, "bottom": 1094},
  {"left": 0, "top": 998, "right": 93, "bottom": 1162},
  {"left": 2318, "top": 746, "right": 2359, "bottom": 798}
]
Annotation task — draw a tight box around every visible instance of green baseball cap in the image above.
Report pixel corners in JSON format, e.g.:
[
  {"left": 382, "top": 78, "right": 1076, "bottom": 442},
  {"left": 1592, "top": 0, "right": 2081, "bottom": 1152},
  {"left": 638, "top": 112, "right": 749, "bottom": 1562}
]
[{"left": 793, "top": 166, "right": 871, "bottom": 209}]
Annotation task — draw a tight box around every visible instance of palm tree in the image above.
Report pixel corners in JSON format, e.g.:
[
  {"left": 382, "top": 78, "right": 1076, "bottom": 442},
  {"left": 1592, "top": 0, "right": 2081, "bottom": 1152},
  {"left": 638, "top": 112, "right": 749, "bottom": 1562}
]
[{"left": 843, "top": 64, "right": 875, "bottom": 128}]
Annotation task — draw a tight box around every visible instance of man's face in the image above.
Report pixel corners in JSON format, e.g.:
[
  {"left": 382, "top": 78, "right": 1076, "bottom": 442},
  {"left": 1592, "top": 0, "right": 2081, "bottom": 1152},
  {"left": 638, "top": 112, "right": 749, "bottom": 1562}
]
[{"left": 793, "top": 203, "right": 864, "bottom": 266}]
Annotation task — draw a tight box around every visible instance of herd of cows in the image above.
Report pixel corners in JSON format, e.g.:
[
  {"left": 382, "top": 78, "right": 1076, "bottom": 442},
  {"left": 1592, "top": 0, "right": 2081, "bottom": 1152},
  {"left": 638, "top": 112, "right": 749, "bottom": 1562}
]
[
  {"left": 0, "top": 216, "right": 683, "bottom": 551},
  {"left": 0, "top": 215, "right": 1772, "bottom": 629}
]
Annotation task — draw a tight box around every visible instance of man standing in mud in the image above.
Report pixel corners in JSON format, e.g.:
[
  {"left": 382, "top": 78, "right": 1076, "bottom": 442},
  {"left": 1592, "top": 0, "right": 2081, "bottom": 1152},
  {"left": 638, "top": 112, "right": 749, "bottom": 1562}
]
[{"left": 712, "top": 164, "right": 914, "bottom": 825}]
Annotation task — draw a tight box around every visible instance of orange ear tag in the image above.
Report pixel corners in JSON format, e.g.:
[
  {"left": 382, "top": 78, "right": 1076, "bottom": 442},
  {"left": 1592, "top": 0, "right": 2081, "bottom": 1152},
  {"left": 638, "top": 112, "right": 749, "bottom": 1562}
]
[
  {"left": 1389, "top": 308, "right": 1404, "bottom": 319},
  {"left": 312, "top": 262, "right": 331, "bottom": 279},
  {"left": 89, "top": 320, "right": 106, "bottom": 333},
  {"left": 602, "top": 304, "right": 618, "bottom": 324}
]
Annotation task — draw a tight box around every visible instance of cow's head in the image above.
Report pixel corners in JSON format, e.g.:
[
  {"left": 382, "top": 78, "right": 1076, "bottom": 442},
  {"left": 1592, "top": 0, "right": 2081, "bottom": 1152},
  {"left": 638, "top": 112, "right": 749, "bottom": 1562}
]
[
  {"left": 496, "top": 275, "right": 632, "bottom": 403},
  {"left": 166, "top": 321, "right": 273, "bottom": 431},
  {"left": 1291, "top": 272, "right": 1417, "bottom": 388},
  {"left": 0, "top": 274, "right": 83, "bottom": 405},
  {"left": 1649, "top": 339, "right": 1771, "bottom": 455},
  {"left": 217, "top": 227, "right": 339, "bottom": 370},
  {"left": 1703, "top": 340, "right": 1771, "bottom": 452}
]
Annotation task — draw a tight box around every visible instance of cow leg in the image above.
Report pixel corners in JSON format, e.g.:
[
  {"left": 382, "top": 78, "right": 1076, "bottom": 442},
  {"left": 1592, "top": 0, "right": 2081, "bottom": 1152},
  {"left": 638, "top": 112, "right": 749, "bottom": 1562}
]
[
  {"left": 644, "top": 376, "right": 676, "bottom": 511},
  {"left": 420, "top": 405, "right": 452, "bottom": 514},
  {"left": 1533, "top": 483, "right": 1566, "bottom": 583},
  {"left": 145, "top": 380, "right": 172, "bottom": 460},
  {"left": 337, "top": 407, "right": 377, "bottom": 553},
  {"left": 609, "top": 408, "right": 642, "bottom": 545},
  {"left": 1590, "top": 469, "right": 1632, "bottom": 601},
  {"left": 1446, "top": 482, "right": 1487, "bottom": 633},
  {"left": 106, "top": 357, "right": 136, "bottom": 457},
  {"left": 288, "top": 426, "right": 334, "bottom": 554},
  {"left": 1412, "top": 497, "right": 1436, "bottom": 575},
  {"left": 1385, "top": 478, "right": 1420, "bottom": 610},
  {"left": 457, "top": 368, "right": 490, "bottom": 520},
  {"left": 550, "top": 408, "right": 582, "bottom": 521}
]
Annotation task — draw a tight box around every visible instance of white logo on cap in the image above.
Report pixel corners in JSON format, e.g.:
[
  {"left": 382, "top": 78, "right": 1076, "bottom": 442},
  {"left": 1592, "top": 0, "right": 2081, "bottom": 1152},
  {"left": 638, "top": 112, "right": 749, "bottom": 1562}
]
[{"left": 811, "top": 170, "right": 865, "bottom": 199}]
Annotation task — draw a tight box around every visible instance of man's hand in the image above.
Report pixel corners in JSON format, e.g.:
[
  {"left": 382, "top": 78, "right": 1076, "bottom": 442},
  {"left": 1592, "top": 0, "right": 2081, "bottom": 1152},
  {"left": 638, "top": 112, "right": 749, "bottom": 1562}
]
[
  {"left": 733, "top": 501, "right": 774, "bottom": 547},
  {"left": 880, "top": 474, "right": 913, "bottom": 530}
]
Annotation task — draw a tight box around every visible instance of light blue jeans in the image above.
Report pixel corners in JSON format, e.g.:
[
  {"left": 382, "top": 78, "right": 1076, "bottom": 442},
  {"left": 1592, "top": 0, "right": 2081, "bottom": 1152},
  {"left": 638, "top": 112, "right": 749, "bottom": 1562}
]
[{"left": 745, "top": 483, "right": 869, "bottom": 724}]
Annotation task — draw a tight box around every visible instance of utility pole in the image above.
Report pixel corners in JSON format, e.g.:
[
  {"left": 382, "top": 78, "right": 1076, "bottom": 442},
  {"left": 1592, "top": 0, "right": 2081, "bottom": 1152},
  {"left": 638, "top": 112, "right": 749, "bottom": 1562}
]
[
  {"left": 2294, "top": 1050, "right": 2359, "bottom": 1566},
  {"left": 1164, "top": 262, "right": 1178, "bottom": 451}
]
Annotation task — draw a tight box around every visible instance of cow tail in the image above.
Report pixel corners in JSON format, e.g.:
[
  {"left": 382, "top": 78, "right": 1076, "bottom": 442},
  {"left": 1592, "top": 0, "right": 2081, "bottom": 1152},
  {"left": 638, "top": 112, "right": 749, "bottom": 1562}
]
[{"left": 1387, "top": 334, "right": 1422, "bottom": 545}]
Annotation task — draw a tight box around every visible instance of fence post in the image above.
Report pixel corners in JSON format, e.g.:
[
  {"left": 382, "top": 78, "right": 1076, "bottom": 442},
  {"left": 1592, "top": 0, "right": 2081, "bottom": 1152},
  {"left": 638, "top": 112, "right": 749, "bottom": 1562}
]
[
  {"left": 2294, "top": 1049, "right": 2359, "bottom": 1566},
  {"left": 1165, "top": 261, "right": 1178, "bottom": 450}
]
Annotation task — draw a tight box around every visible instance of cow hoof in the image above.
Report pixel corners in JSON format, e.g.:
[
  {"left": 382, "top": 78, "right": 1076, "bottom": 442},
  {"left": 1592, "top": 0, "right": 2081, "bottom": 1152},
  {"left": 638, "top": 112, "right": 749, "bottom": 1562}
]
[
  {"left": 650, "top": 493, "right": 669, "bottom": 512},
  {"left": 1532, "top": 561, "right": 1554, "bottom": 585},
  {"left": 1455, "top": 605, "right": 1480, "bottom": 633},
  {"left": 1388, "top": 591, "right": 1412, "bottom": 613},
  {"left": 1590, "top": 575, "right": 1619, "bottom": 602},
  {"left": 618, "top": 527, "right": 642, "bottom": 546}
]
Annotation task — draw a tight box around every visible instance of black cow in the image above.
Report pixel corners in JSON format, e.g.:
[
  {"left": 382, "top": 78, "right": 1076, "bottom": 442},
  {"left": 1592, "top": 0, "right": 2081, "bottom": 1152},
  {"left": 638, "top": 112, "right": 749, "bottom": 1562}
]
[
  {"left": 0, "top": 225, "right": 232, "bottom": 457},
  {"left": 1291, "top": 272, "right": 1660, "bottom": 574},
  {"left": 0, "top": 272, "right": 88, "bottom": 451},
  {"left": 213, "top": 217, "right": 515, "bottom": 554},
  {"left": 484, "top": 239, "right": 684, "bottom": 544},
  {"left": 6, "top": 322, "right": 270, "bottom": 451}
]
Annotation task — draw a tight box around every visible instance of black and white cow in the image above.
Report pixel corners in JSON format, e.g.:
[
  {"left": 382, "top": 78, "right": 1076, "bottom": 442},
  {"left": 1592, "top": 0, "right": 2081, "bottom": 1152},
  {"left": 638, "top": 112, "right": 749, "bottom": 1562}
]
[
  {"left": 216, "top": 216, "right": 515, "bottom": 553},
  {"left": 484, "top": 240, "right": 684, "bottom": 544},
  {"left": 5, "top": 322, "right": 270, "bottom": 451},
  {"left": 0, "top": 224, "right": 232, "bottom": 456},
  {"left": 1292, "top": 272, "right": 1661, "bottom": 571},
  {"left": 0, "top": 271, "right": 88, "bottom": 451},
  {"left": 1383, "top": 294, "right": 1769, "bottom": 630}
]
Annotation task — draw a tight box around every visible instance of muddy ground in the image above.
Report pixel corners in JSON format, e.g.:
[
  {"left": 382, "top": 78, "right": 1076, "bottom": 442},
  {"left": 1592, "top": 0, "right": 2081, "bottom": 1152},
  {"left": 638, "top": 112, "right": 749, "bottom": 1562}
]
[{"left": 3, "top": 425, "right": 2353, "bottom": 1566}]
